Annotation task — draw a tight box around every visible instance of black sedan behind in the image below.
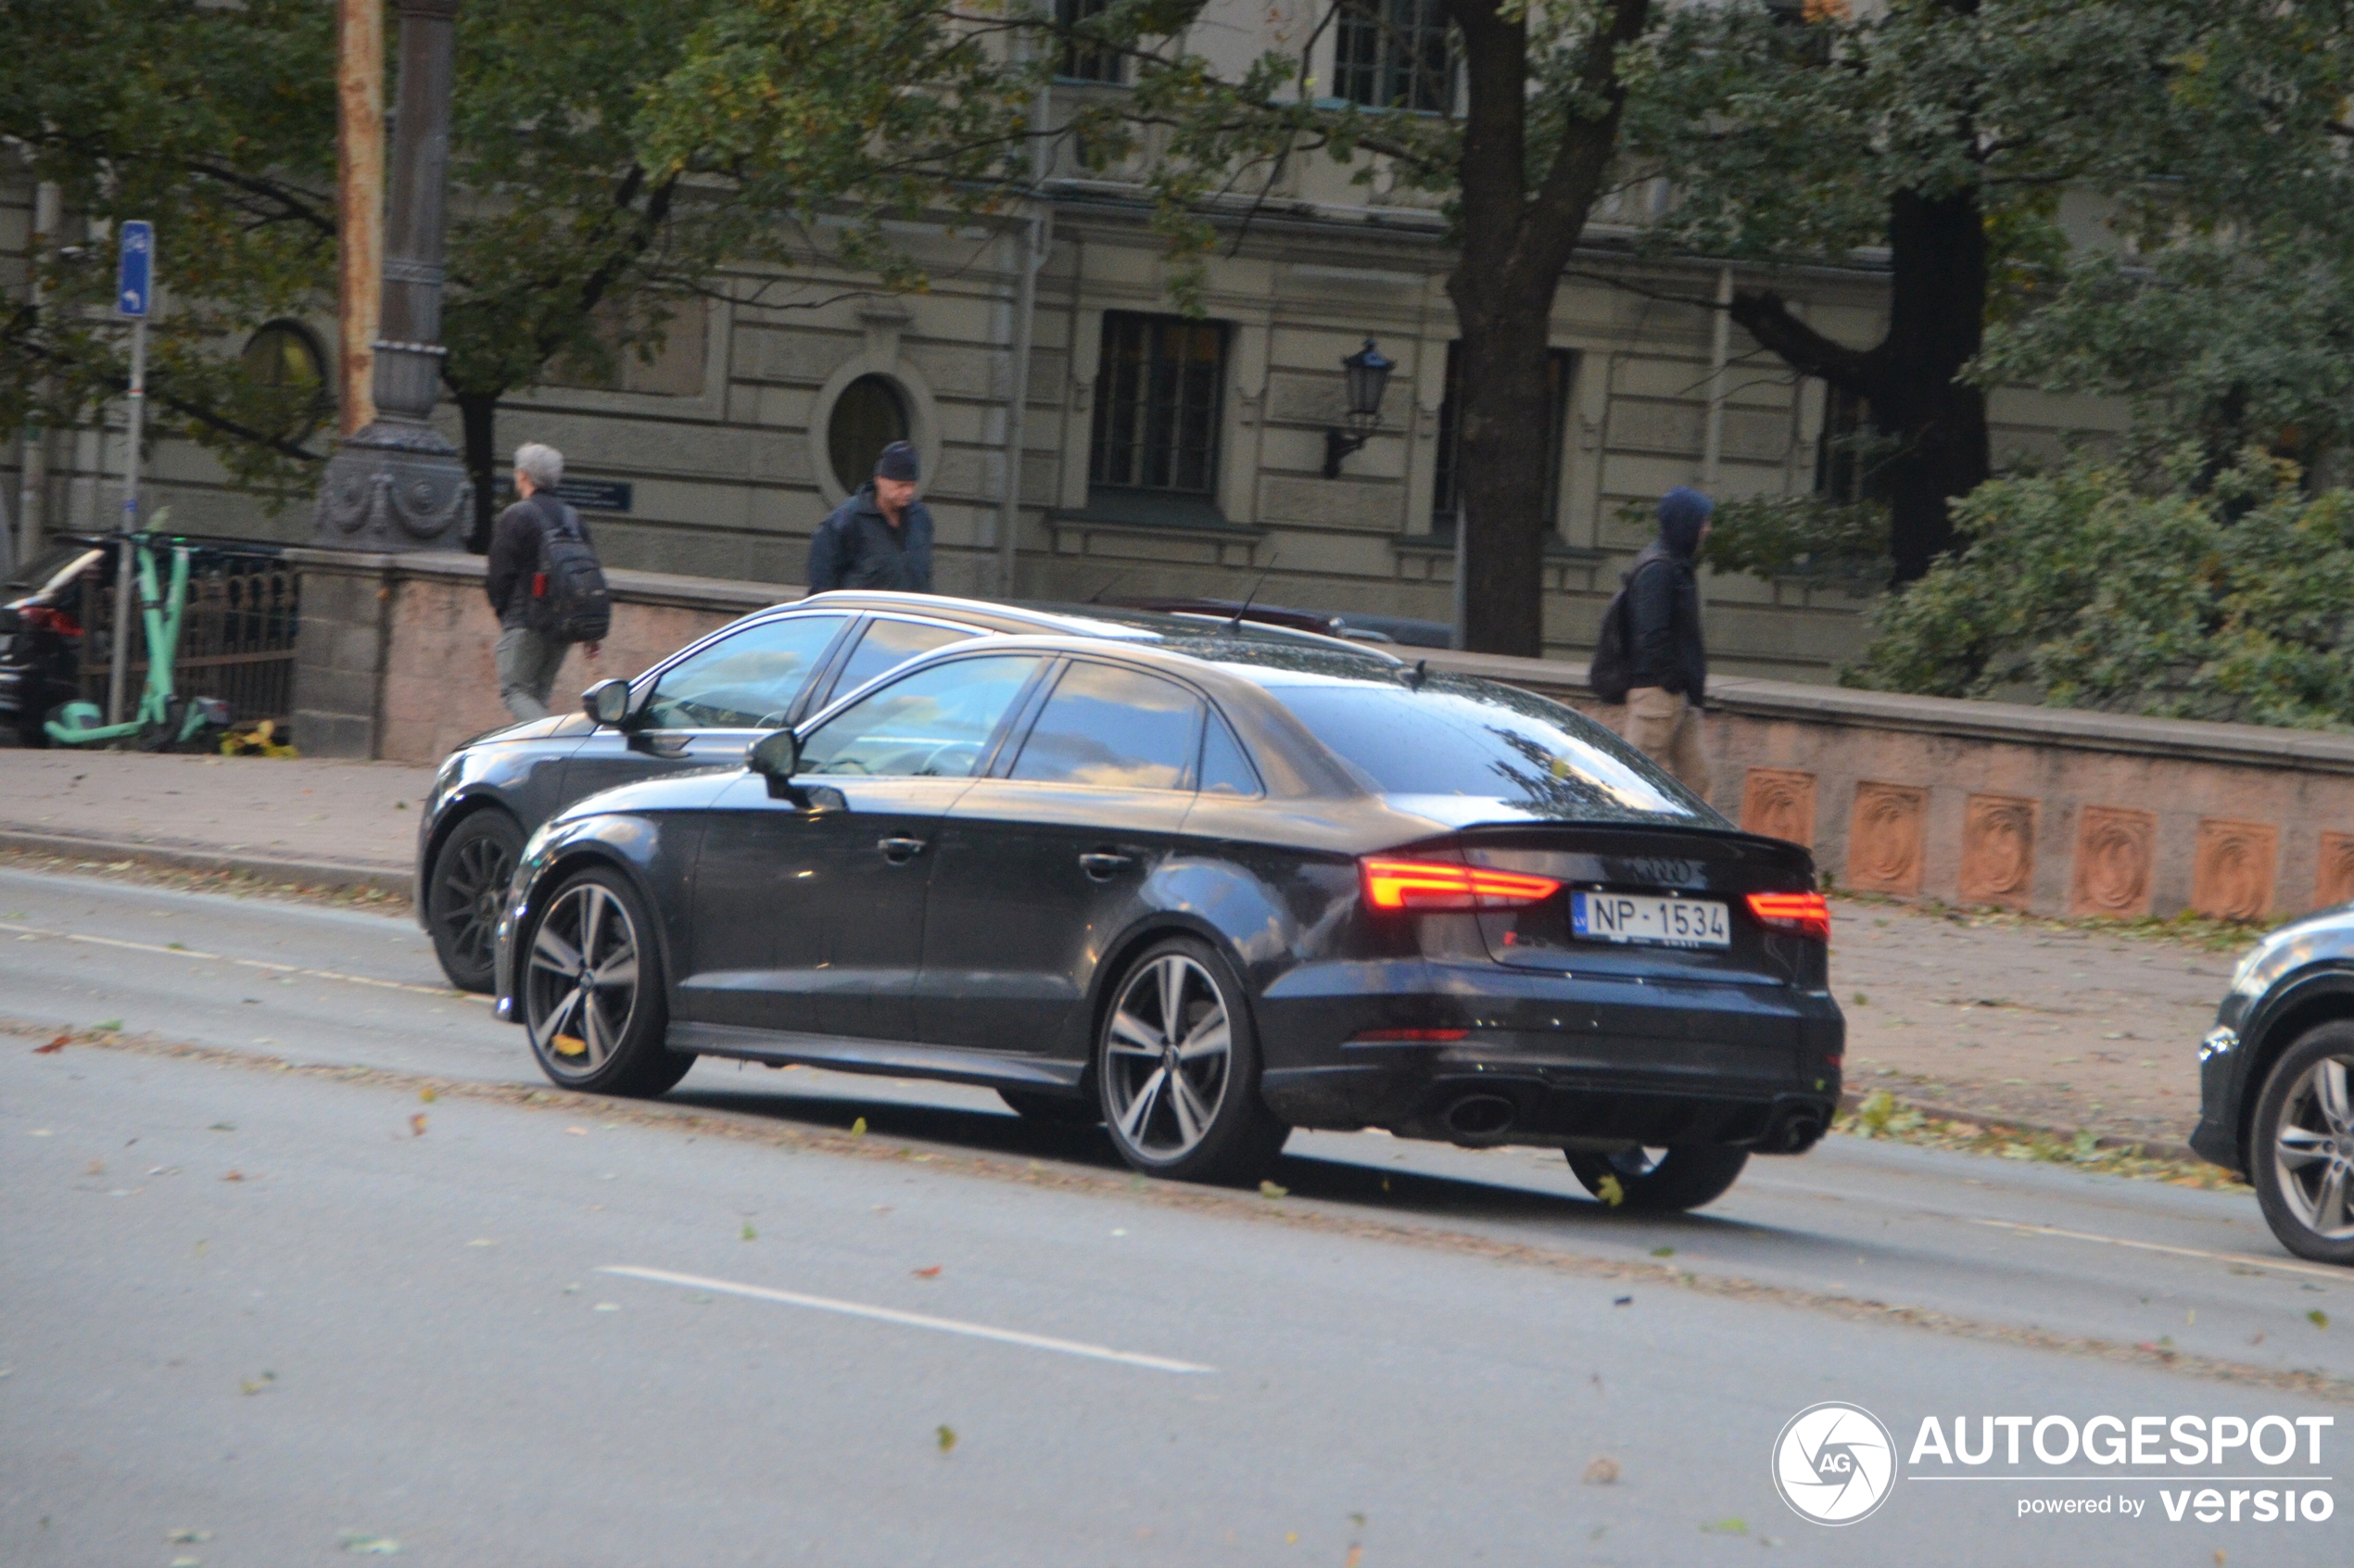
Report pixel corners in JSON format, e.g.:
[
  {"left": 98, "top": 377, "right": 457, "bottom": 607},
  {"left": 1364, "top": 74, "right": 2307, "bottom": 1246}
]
[{"left": 492, "top": 635, "right": 1842, "bottom": 1208}]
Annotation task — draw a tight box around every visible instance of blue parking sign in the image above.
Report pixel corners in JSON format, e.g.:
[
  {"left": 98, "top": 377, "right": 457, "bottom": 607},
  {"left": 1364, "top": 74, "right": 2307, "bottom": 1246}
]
[{"left": 116, "top": 221, "right": 153, "bottom": 318}]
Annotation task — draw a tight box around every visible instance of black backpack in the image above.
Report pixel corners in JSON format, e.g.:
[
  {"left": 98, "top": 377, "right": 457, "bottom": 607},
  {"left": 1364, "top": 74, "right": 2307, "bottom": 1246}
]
[
  {"left": 1588, "top": 557, "right": 1667, "bottom": 704},
  {"left": 525, "top": 497, "right": 611, "bottom": 645}
]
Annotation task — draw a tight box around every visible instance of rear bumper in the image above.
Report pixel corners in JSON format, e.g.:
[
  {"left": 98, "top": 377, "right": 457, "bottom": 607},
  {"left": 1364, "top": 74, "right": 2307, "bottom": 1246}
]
[{"left": 1255, "top": 957, "right": 1842, "bottom": 1152}]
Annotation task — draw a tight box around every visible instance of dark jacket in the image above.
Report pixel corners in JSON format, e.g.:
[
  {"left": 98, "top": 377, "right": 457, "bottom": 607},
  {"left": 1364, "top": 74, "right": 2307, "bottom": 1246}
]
[
  {"left": 807, "top": 485, "right": 933, "bottom": 594},
  {"left": 485, "top": 493, "right": 593, "bottom": 631},
  {"left": 1626, "top": 537, "right": 1706, "bottom": 702}
]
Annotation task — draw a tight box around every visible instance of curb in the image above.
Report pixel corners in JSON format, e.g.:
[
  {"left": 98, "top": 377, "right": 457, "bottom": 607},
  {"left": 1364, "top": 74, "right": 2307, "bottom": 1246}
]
[
  {"left": 1837, "top": 1086, "right": 2204, "bottom": 1166},
  {"left": 0, "top": 828, "right": 410, "bottom": 901}
]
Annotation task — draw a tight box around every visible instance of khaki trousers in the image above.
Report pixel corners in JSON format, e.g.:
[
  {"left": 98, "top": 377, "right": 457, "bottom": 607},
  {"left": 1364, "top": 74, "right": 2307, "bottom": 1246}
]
[
  {"left": 495, "top": 626, "right": 568, "bottom": 723},
  {"left": 1624, "top": 686, "right": 1712, "bottom": 798}
]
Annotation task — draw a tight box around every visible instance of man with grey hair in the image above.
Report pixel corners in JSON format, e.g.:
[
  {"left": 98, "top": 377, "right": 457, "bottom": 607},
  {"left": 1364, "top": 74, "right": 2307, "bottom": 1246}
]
[{"left": 485, "top": 441, "right": 601, "bottom": 721}]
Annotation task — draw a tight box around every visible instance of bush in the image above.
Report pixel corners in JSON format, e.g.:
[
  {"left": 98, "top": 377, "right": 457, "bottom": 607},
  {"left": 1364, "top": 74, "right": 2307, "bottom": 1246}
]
[
  {"left": 1844, "top": 451, "right": 2354, "bottom": 730},
  {"left": 1697, "top": 493, "right": 1891, "bottom": 583}
]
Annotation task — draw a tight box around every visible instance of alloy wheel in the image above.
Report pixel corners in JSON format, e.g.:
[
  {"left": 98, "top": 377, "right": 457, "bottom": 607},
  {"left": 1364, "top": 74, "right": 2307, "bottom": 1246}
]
[
  {"left": 2272, "top": 1052, "right": 2354, "bottom": 1241},
  {"left": 433, "top": 831, "right": 514, "bottom": 976},
  {"left": 525, "top": 879, "right": 642, "bottom": 1082},
  {"left": 1103, "top": 954, "right": 1233, "bottom": 1160}
]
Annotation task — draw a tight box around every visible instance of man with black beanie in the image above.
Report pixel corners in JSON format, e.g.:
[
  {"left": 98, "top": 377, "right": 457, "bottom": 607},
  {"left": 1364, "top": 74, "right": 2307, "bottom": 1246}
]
[
  {"left": 807, "top": 440, "right": 935, "bottom": 593},
  {"left": 1622, "top": 485, "right": 1715, "bottom": 796}
]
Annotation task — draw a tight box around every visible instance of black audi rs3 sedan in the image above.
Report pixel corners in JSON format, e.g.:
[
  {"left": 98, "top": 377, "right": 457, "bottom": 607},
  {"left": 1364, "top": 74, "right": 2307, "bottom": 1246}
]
[
  {"left": 491, "top": 635, "right": 1843, "bottom": 1207},
  {"left": 415, "top": 590, "right": 1379, "bottom": 992},
  {"left": 2193, "top": 911, "right": 2354, "bottom": 1266}
]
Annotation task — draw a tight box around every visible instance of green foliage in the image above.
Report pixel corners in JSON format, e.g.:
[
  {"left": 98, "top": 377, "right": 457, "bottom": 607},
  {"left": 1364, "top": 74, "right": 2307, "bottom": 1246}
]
[
  {"left": 1697, "top": 494, "right": 1889, "bottom": 583},
  {"left": 1847, "top": 453, "right": 2354, "bottom": 730}
]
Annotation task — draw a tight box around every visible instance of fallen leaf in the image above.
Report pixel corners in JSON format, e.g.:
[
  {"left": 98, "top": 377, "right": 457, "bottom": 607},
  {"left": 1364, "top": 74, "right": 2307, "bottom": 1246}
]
[
  {"left": 913, "top": 1264, "right": 943, "bottom": 1278},
  {"left": 33, "top": 1034, "right": 67, "bottom": 1055},
  {"left": 592, "top": 1302, "right": 619, "bottom": 1312},
  {"left": 167, "top": 1528, "right": 212, "bottom": 1543},
  {"left": 408, "top": 1114, "right": 426, "bottom": 1137},
  {"left": 1649, "top": 1246, "right": 1675, "bottom": 1258},
  {"left": 85, "top": 1159, "right": 105, "bottom": 1176},
  {"left": 209, "top": 1122, "right": 235, "bottom": 1132},
  {"left": 1343, "top": 1549, "right": 1362, "bottom": 1568},
  {"left": 551, "top": 1034, "right": 586, "bottom": 1057},
  {"left": 237, "top": 1372, "right": 275, "bottom": 1395},
  {"left": 936, "top": 1423, "right": 956, "bottom": 1453},
  {"left": 336, "top": 1531, "right": 401, "bottom": 1555},
  {"left": 850, "top": 1117, "right": 868, "bottom": 1137},
  {"left": 93, "top": 1018, "right": 122, "bottom": 1032},
  {"left": 221, "top": 1170, "right": 245, "bottom": 1182},
  {"left": 1701, "top": 1517, "right": 1748, "bottom": 1536},
  {"left": 1583, "top": 1455, "right": 1620, "bottom": 1485},
  {"left": 1259, "top": 1180, "right": 1288, "bottom": 1199},
  {"left": 467, "top": 1238, "right": 495, "bottom": 1247},
  {"left": 565, "top": 1126, "right": 589, "bottom": 1136},
  {"left": 2250, "top": 1332, "right": 2266, "bottom": 1346},
  {"left": 419, "top": 1088, "right": 437, "bottom": 1103},
  {"left": 1285, "top": 1533, "right": 1298, "bottom": 1545},
  {"left": 2310, "top": 1309, "right": 2330, "bottom": 1330},
  {"left": 1596, "top": 1172, "right": 1626, "bottom": 1208},
  {"left": 740, "top": 1222, "right": 756, "bottom": 1242},
  {"left": 1613, "top": 1296, "right": 1632, "bottom": 1307},
  {"left": 171, "top": 1558, "right": 200, "bottom": 1567}
]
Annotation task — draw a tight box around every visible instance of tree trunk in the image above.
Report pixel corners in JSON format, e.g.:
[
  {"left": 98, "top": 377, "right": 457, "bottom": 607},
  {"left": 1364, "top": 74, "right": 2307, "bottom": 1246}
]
[
  {"left": 1729, "top": 187, "right": 1991, "bottom": 583},
  {"left": 457, "top": 389, "right": 500, "bottom": 553},
  {"left": 1449, "top": 282, "right": 1556, "bottom": 655}
]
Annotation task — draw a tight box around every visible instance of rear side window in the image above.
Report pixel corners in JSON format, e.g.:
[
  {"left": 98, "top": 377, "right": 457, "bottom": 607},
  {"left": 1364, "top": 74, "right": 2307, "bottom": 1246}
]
[
  {"left": 1009, "top": 662, "right": 1203, "bottom": 790},
  {"left": 800, "top": 654, "right": 1042, "bottom": 778},
  {"left": 830, "top": 617, "right": 978, "bottom": 700},
  {"left": 641, "top": 613, "right": 848, "bottom": 730},
  {"left": 1273, "top": 680, "right": 1698, "bottom": 820},
  {"left": 1197, "top": 714, "right": 1261, "bottom": 797}
]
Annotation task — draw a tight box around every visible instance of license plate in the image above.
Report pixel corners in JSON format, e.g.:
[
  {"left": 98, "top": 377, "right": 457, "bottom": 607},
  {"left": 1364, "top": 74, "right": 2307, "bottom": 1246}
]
[{"left": 1570, "top": 891, "right": 1729, "bottom": 949}]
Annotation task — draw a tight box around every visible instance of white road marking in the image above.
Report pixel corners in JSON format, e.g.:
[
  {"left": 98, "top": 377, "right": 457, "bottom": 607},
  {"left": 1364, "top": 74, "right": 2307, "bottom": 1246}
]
[
  {"left": 1971, "top": 1217, "right": 2349, "bottom": 1284},
  {"left": 0, "top": 918, "right": 479, "bottom": 1002},
  {"left": 597, "top": 1265, "right": 1214, "bottom": 1374}
]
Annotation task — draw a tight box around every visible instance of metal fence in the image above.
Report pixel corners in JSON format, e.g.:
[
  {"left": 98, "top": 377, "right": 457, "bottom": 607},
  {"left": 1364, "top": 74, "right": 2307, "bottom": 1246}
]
[{"left": 77, "top": 544, "right": 301, "bottom": 727}]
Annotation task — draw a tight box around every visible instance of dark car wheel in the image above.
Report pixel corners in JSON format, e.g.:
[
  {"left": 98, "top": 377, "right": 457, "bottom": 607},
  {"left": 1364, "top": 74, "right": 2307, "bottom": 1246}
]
[
  {"left": 2250, "top": 1022, "right": 2354, "bottom": 1267},
  {"left": 1096, "top": 936, "right": 1289, "bottom": 1183},
  {"left": 998, "top": 1089, "right": 1099, "bottom": 1125},
  {"left": 428, "top": 810, "right": 525, "bottom": 993},
  {"left": 521, "top": 866, "right": 693, "bottom": 1098},
  {"left": 1566, "top": 1144, "right": 1749, "bottom": 1212}
]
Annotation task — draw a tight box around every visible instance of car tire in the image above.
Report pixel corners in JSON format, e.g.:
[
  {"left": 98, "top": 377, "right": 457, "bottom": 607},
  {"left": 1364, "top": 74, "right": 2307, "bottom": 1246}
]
[
  {"left": 427, "top": 810, "right": 525, "bottom": 993},
  {"left": 519, "top": 865, "right": 693, "bottom": 1098},
  {"left": 2249, "top": 1021, "right": 2354, "bottom": 1267},
  {"left": 1095, "top": 935, "right": 1289, "bottom": 1183},
  {"left": 998, "top": 1089, "right": 1098, "bottom": 1125},
  {"left": 1565, "top": 1144, "right": 1750, "bottom": 1212}
]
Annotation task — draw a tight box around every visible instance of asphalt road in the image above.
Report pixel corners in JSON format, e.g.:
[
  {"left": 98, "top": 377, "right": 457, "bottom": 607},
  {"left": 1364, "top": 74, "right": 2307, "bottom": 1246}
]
[{"left": 3, "top": 865, "right": 2348, "bottom": 1565}]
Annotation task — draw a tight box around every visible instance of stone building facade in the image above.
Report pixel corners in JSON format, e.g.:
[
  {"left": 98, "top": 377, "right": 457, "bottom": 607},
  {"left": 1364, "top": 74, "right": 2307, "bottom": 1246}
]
[{"left": 0, "top": 23, "right": 2120, "bottom": 683}]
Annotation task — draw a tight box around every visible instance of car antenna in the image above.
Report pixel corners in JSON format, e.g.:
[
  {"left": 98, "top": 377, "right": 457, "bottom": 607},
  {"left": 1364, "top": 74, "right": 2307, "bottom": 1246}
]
[
  {"left": 1085, "top": 571, "right": 1125, "bottom": 604},
  {"left": 1226, "top": 554, "right": 1277, "bottom": 636},
  {"left": 1407, "top": 657, "right": 1428, "bottom": 689}
]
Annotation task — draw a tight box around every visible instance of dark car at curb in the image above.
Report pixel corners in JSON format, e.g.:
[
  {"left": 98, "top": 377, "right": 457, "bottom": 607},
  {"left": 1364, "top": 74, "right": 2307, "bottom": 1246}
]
[
  {"left": 2194, "top": 911, "right": 2354, "bottom": 1266},
  {"left": 487, "top": 633, "right": 1843, "bottom": 1207},
  {"left": 414, "top": 591, "right": 1392, "bottom": 991}
]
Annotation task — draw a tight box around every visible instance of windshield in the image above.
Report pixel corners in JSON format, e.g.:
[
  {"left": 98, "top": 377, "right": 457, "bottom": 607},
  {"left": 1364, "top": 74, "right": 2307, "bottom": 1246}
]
[{"left": 1272, "top": 677, "right": 1706, "bottom": 822}]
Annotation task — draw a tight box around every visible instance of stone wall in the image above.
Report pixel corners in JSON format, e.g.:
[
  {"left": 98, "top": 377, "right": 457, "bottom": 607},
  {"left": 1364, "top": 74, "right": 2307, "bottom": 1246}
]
[{"left": 288, "top": 550, "right": 796, "bottom": 764}]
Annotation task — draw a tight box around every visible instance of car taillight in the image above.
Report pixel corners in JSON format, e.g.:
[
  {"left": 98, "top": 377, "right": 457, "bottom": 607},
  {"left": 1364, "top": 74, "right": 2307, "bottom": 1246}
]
[
  {"left": 1746, "top": 891, "right": 1831, "bottom": 942},
  {"left": 1361, "top": 858, "right": 1563, "bottom": 912}
]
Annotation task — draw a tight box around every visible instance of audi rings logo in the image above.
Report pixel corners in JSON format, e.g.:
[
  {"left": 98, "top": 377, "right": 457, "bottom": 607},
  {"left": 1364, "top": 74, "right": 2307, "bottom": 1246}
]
[{"left": 1773, "top": 1402, "right": 1899, "bottom": 1524}]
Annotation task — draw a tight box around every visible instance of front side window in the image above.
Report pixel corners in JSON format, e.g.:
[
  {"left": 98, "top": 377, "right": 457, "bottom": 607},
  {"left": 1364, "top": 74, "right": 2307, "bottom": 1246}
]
[
  {"left": 1335, "top": 0, "right": 1458, "bottom": 115},
  {"left": 641, "top": 614, "right": 849, "bottom": 731},
  {"left": 799, "top": 654, "right": 1043, "bottom": 778},
  {"left": 1274, "top": 677, "right": 1700, "bottom": 821},
  {"left": 1089, "top": 312, "right": 1226, "bottom": 495},
  {"left": 1008, "top": 662, "right": 1204, "bottom": 790},
  {"left": 829, "top": 617, "right": 978, "bottom": 702}
]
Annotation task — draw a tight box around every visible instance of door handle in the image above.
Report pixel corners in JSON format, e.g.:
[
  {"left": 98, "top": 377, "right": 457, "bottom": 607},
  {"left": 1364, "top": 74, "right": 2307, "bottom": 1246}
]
[
  {"left": 1079, "top": 851, "right": 1135, "bottom": 880},
  {"left": 878, "top": 835, "right": 928, "bottom": 864}
]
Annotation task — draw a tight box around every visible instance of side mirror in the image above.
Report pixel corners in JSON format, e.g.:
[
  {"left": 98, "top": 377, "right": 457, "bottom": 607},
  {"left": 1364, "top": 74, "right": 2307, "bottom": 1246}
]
[
  {"left": 748, "top": 729, "right": 803, "bottom": 798},
  {"left": 583, "top": 678, "right": 632, "bottom": 727}
]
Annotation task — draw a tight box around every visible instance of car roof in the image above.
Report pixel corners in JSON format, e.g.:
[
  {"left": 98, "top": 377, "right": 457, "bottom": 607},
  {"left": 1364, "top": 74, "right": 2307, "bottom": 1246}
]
[{"left": 776, "top": 589, "right": 1401, "bottom": 661}]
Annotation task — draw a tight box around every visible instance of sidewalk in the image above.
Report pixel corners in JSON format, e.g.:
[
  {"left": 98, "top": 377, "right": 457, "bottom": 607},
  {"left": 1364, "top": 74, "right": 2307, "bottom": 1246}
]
[{"left": 0, "top": 748, "right": 2229, "bottom": 1155}]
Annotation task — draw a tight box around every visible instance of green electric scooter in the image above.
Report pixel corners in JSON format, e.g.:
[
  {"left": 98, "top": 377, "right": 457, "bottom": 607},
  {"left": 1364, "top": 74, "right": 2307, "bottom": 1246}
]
[{"left": 44, "top": 516, "right": 231, "bottom": 751}]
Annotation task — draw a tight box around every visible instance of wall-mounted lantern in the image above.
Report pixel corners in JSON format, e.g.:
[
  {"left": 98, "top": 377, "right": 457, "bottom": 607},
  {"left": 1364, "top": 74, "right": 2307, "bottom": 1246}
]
[{"left": 1322, "top": 338, "right": 1394, "bottom": 478}]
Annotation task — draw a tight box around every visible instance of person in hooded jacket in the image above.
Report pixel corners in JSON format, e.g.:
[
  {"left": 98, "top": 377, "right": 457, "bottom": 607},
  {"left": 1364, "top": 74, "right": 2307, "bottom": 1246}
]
[
  {"left": 807, "top": 441, "right": 934, "bottom": 593},
  {"left": 1622, "top": 486, "right": 1714, "bottom": 795}
]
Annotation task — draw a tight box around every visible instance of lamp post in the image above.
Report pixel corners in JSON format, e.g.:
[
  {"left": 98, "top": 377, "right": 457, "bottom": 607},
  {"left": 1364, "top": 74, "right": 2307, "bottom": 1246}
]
[
  {"left": 1321, "top": 338, "right": 1394, "bottom": 479},
  {"left": 312, "top": 0, "right": 471, "bottom": 550}
]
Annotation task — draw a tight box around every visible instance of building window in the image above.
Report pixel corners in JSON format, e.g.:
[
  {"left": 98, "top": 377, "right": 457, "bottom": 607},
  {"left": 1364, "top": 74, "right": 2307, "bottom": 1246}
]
[
  {"left": 240, "top": 321, "right": 328, "bottom": 439},
  {"left": 828, "top": 373, "right": 910, "bottom": 495},
  {"left": 1335, "top": 0, "right": 1458, "bottom": 115},
  {"left": 1089, "top": 313, "right": 1226, "bottom": 496},
  {"left": 1815, "top": 383, "right": 1883, "bottom": 502},
  {"left": 1430, "top": 342, "right": 1573, "bottom": 534},
  {"left": 1057, "top": 0, "right": 1124, "bottom": 83}
]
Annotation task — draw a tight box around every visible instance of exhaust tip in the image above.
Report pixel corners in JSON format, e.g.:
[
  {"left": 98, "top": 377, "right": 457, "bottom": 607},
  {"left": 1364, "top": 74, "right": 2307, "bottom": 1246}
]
[
  {"left": 1444, "top": 1094, "right": 1517, "bottom": 1138},
  {"left": 1778, "top": 1115, "right": 1824, "bottom": 1153}
]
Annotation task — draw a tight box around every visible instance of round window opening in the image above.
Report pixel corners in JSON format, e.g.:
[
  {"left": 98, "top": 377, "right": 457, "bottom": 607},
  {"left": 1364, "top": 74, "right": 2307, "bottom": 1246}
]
[
  {"left": 827, "top": 373, "right": 910, "bottom": 495},
  {"left": 241, "top": 321, "right": 329, "bottom": 438}
]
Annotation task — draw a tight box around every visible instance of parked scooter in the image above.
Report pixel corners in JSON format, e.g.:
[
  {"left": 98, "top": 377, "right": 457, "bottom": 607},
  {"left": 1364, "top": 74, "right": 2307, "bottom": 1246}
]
[{"left": 36, "top": 518, "right": 229, "bottom": 751}]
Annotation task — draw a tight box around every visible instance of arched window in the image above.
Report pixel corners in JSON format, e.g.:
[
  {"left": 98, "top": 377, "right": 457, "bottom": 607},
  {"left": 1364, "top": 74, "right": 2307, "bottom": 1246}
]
[
  {"left": 241, "top": 321, "right": 328, "bottom": 438},
  {"left": 826, "top": 373, "right": 910, "bottom": 494}
]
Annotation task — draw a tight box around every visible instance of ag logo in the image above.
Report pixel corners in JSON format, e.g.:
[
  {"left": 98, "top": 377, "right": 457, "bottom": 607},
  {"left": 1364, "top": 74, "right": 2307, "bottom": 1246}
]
[{"left": 1771, "top": 1402, "right": 1898, "bottom": 1524}]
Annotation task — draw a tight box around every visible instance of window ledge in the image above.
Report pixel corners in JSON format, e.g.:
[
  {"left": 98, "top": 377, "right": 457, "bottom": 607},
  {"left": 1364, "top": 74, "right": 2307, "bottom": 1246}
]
[
  {"left": 1394, "top": 533, "right": 1606, "bottom": 563},
  {"left": 1051, "top": 490, "right": 1260, "bottom": 537}
]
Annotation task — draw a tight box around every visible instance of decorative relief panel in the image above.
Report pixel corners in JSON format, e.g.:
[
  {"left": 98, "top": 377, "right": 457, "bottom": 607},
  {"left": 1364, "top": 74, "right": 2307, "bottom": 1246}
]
[
  {"left": 2069, "top": 805, "right": 2158, "bottom": 917},
  {"left": 1845, "top": 782, "right": 1928, "bottom": 895},
  {"left": 2317, "top": 832, "right": 2354, "bottom": 911},
  {"left": 2190, "top": 819, "right": 2277, "bottom": 921},
  {"left": 1958, "top": 794, "right": 2038, "bottom": 909},
  {"left": 1740, "top": 768, "right": 1817, "bottom": 849}
]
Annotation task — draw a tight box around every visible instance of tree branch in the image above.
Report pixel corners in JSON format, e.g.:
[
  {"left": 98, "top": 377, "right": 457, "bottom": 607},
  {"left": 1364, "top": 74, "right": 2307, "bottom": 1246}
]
[{"left": 1728, "top": 288, "right": 1884, "bottom": 398}]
